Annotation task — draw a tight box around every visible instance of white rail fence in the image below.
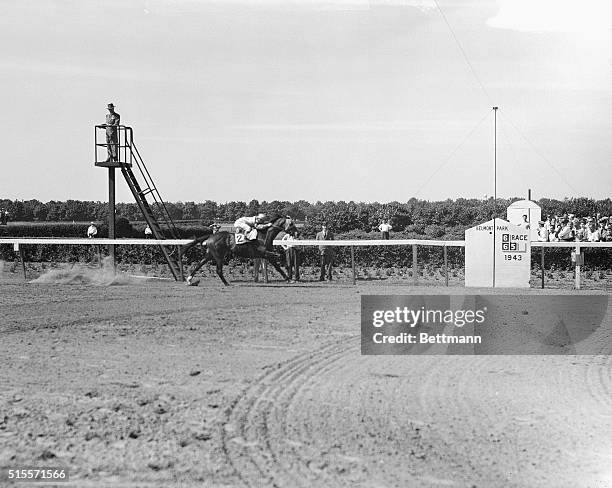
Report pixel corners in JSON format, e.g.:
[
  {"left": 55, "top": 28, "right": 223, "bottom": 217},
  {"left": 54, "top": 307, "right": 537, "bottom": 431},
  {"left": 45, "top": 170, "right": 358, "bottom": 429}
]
[{"left": 1, "top": 238, "right": 611, "bottom": 289}]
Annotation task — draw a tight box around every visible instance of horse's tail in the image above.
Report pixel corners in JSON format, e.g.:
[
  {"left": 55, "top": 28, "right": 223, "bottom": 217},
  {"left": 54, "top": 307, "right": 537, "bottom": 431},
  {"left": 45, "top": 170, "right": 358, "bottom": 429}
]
[{"left": 182, "top": 235, "right": 208, "bottom": 255}]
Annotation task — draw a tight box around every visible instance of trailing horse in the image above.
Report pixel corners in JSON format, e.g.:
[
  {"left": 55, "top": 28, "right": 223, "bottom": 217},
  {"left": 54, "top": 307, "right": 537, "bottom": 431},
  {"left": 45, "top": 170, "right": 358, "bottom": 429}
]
[{"left": 182, "top": 214, "right": 297, "bottom": 286}]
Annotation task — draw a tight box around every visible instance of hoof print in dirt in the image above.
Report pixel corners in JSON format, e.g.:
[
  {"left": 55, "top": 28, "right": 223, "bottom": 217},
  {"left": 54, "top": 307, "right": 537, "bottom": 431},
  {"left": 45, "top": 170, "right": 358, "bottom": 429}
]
[
  {"left": 147, "top": 459, "right": 174, "bottom": 471},
  {"left": 38, "top": 449, "right": 56, "bottom": 460},
  {"left": 153, "top": 403, "right": 168, "bottom": 414},
  {"left": 193, "top": 431, "right": 212, "bottom": 442}
]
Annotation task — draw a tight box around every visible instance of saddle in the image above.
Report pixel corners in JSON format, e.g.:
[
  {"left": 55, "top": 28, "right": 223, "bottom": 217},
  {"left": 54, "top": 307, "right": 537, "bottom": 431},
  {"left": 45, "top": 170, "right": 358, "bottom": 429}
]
[{"left": 235, "top": 228, "right": 258, "bottom": 244}]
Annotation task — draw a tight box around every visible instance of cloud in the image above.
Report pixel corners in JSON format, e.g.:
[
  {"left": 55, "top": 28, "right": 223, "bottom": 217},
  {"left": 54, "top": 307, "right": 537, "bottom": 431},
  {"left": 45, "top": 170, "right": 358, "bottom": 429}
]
[{"left": 487, "top": 0, "right": 612, "bottom": 33}]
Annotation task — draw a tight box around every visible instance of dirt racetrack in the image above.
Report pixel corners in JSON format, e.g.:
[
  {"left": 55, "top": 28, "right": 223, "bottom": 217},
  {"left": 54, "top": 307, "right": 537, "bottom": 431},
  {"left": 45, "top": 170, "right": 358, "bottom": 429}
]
[{"left": 2, "top": 268, "right": 612, "bottom": 487}]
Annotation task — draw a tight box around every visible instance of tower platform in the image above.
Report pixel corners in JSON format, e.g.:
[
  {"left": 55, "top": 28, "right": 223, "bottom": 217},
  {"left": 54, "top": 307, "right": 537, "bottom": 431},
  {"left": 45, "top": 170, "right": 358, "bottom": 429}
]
[{"left": 95, "top": 160, "right": 132, "bottom": 168}]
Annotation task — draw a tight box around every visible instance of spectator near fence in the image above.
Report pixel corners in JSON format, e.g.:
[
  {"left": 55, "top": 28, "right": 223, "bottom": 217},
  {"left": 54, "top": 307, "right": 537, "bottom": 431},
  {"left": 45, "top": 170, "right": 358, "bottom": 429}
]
[
  {"left": 87, "top": 222, "right": 98, "bottom": 238},
  {"left": 536, "top": 212, "right": 612, "bottom": 243},
  {"left": 378, "top": 220, "right": 392, "bottom": 240},
  {"left": 316, "top": 222, "right": 335, "bottom": 281},
  {"left": 601, "top": 219, "right": 611, "bottom": 241},
  {"left": 557, "top": 219, "right": 574, "bottom": 242},
  {"left": 537, "top": 221, "right": 549, "bottom": 242},
  {"left": 575, "top": 221, "right": 587, "bottom": 241},
  {"left": 281, "top": 231, "right": 301, "bottom": 282},
  {"left": 587, "top": 221, "right": 601, "bottom": 242}
]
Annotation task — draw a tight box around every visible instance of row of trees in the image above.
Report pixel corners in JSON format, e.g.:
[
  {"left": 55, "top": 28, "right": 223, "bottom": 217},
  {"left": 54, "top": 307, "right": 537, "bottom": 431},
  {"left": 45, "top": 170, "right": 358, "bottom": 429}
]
[{"left": 2, "top": 197, "right": 612, "bottom": 234}]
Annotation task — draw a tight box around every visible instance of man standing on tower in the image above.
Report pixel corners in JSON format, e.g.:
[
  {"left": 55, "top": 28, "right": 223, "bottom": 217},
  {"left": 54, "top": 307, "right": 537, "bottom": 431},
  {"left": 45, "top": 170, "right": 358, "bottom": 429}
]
[{"left": 104, "top": 103, "right": 120, "bottom": 162}]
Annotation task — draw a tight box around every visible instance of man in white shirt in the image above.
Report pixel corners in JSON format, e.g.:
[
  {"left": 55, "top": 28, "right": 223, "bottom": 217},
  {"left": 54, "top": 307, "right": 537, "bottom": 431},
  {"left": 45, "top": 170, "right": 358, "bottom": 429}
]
[
  {"left": 281, "top": 232, "right": 300, "bottom": 281},
  {"left": 587, "top": 222, "right": 601, "bottom": 242},
  {"left": 378, "top": 220, "right": 392, "bottom": 240},
  {"left": 537, "top": 221, "right": 549, "bottom": 242},
  {"left": 517, "top": 214, "right": 530, "bottom": 230},
  {"left": 87, "top": 222, "right": 98, "bottom": 238},
  {"left": 557, "top": 220, "right": 574, "bottom": 242}
]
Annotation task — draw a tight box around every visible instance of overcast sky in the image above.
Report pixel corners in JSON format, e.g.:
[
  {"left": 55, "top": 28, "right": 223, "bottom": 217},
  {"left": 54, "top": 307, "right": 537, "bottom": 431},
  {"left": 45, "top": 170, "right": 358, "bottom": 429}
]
[{"left": 1, "top": 0, "right": 611, "bottom": 203}]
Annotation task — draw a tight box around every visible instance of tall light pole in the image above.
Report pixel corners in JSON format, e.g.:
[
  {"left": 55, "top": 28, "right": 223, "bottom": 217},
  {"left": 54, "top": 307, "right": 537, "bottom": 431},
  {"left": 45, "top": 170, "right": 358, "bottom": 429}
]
[
  {"left": 492, "top": 106, "right": 498, "bottom": 287},
  {"left": 493, "top": 106, "right": 498, "bottom": 203}
]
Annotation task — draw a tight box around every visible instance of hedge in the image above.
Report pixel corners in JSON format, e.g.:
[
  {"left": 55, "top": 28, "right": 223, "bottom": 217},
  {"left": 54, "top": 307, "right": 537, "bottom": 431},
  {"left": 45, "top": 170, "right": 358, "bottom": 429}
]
[{"left": 2, "top": 224, "right": 612, "bottom": 272}]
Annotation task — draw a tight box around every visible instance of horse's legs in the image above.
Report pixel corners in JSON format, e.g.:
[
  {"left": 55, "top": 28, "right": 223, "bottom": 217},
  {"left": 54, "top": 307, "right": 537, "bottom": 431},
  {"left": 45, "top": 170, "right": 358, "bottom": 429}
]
[
  {"left": 263, "top": 250, "right": 281, "bottom": 260},
  {"left": 186, "top": 252, "right": 213, "bottom": 283},
  {"left": 215, "top": 257, "right": 230, "bottom": 286},
  {"left": 190, "top": 252, "right": 230, "bottom": 287},
  {"left": 267, "top": 257, "right": 290, "bottom": 282},
  {"left": 186, "top": 259, "right": 205, "bottom": 282}
]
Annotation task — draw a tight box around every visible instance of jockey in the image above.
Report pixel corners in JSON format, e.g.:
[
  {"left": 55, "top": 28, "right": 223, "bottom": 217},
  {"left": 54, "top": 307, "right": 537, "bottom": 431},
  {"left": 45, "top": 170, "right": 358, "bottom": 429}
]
[{"left": 234, "top": 213, "right": 271, "bottom": 240}]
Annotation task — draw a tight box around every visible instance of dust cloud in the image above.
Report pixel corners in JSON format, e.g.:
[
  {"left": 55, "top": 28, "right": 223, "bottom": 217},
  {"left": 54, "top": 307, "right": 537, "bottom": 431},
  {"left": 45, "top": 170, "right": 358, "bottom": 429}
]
[{"left": 29, "top": 257, "right": 156, "bottom": 286}]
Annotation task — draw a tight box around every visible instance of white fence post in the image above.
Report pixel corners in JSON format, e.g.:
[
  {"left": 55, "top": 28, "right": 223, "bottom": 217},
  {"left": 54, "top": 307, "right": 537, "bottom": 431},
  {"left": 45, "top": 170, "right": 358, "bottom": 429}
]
[
  {"left": 351, "top": 246, "right": 356, "bottom": 285},
  {"left": 575, "top": 245, "right": 581, "bottom": 290}
]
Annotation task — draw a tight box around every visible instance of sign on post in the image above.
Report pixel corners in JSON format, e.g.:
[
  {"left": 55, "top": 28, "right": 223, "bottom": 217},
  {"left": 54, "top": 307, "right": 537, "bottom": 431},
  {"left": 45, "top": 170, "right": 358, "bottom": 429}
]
[
  {"left": 465, "top": 218, "right": 531, "bottom": 288},
  {"left": 465, "top": 221, "right": 495, "bottom": 287}
]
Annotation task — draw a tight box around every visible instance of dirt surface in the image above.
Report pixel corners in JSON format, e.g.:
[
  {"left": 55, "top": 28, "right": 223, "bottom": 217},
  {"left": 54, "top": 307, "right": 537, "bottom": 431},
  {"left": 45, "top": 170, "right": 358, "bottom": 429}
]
[{"left": 1, "top": 265, "right": 612, "bottom": 487}]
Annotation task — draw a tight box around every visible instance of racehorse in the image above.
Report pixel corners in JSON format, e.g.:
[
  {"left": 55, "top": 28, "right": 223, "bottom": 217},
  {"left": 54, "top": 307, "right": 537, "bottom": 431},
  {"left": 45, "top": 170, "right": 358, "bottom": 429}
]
[{"left": 182, "top": 214, "right": 298, "bottom": 286}]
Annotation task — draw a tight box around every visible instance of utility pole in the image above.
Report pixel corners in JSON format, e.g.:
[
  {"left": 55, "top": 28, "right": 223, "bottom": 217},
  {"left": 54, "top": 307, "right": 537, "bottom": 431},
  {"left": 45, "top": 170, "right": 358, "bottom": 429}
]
[
  {"left": 493, "top": 106, "right": 498, "bottom": 203},
  {"left": 492, "top": 106, "right": 498, "bottom": 287}
]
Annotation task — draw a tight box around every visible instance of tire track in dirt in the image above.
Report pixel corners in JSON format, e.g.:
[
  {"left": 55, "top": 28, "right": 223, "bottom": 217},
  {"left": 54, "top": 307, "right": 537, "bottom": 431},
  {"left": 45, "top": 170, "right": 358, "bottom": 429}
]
[
  {"left": 414, "top": 355, "right": 612, "bottom": 486},
  {"left": 220, "top": 337, "right": 360, "bottom": 487},
  {"left": 584, "top": 356, "right": 612, "bottom": 412},
  {"left": 221, "top": 340, "right": 612, "bottom": 488},
  {"left": 277, "top": 338, "right": 369, "bottom": 486},
  {"left": 222, "top": 344, "right": 494, "bottom": 487}
]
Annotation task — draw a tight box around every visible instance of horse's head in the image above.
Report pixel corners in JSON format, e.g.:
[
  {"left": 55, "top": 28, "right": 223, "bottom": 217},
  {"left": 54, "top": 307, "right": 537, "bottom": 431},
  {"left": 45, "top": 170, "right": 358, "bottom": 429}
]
[
  {"left": 262, "top": 215, "right": 298, "bottom": 248},
  {"left": 283, "top": 217, "right": 298, "bottom": 237}
]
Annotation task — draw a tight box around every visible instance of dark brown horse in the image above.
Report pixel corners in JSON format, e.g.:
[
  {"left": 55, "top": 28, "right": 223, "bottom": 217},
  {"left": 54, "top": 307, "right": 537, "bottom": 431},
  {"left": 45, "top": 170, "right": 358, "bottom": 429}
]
[{"left": 183, "top": 215, "right": 297, "bottom": 286}]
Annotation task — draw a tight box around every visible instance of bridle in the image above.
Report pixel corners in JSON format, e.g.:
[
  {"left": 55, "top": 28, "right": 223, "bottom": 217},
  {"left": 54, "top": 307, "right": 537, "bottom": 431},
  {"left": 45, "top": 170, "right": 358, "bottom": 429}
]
[
  {"left": 263, "top": 217, "right": 296, "bottom": 247},
  {"left": 269, "top": 217, "right": 293, "bottom": 232}
]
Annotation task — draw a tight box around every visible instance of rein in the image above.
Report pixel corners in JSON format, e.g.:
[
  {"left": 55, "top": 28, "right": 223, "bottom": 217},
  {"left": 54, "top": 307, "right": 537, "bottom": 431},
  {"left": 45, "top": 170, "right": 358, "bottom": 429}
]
[{"left": 268, "top": 217, "right": 290, "bottom": 231}]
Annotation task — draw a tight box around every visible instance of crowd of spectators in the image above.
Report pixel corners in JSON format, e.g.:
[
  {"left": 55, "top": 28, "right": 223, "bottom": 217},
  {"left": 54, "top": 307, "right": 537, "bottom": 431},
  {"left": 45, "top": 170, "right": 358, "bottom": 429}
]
[{"left": 536, "top": 213, "right": 612, "bottom": 242}]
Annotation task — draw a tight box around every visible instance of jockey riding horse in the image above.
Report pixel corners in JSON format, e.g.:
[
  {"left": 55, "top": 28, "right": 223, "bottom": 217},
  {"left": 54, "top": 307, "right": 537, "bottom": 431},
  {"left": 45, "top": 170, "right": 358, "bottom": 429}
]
[{"left": 183, "top": 214, "right": 297, "bottom": 286}]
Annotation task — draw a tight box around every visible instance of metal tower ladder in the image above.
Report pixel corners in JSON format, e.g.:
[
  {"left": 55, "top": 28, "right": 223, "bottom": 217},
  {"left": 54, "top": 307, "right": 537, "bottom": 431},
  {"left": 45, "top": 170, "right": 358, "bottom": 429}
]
[{"left": 95, "top": 125, "right": 183, "bottom": 281}]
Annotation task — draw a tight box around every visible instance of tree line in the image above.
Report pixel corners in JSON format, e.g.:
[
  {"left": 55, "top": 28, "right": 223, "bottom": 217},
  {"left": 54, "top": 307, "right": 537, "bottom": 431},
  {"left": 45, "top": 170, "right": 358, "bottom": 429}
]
[{"left": 1, "top": 197, "right": 612, "bottom": 235}]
